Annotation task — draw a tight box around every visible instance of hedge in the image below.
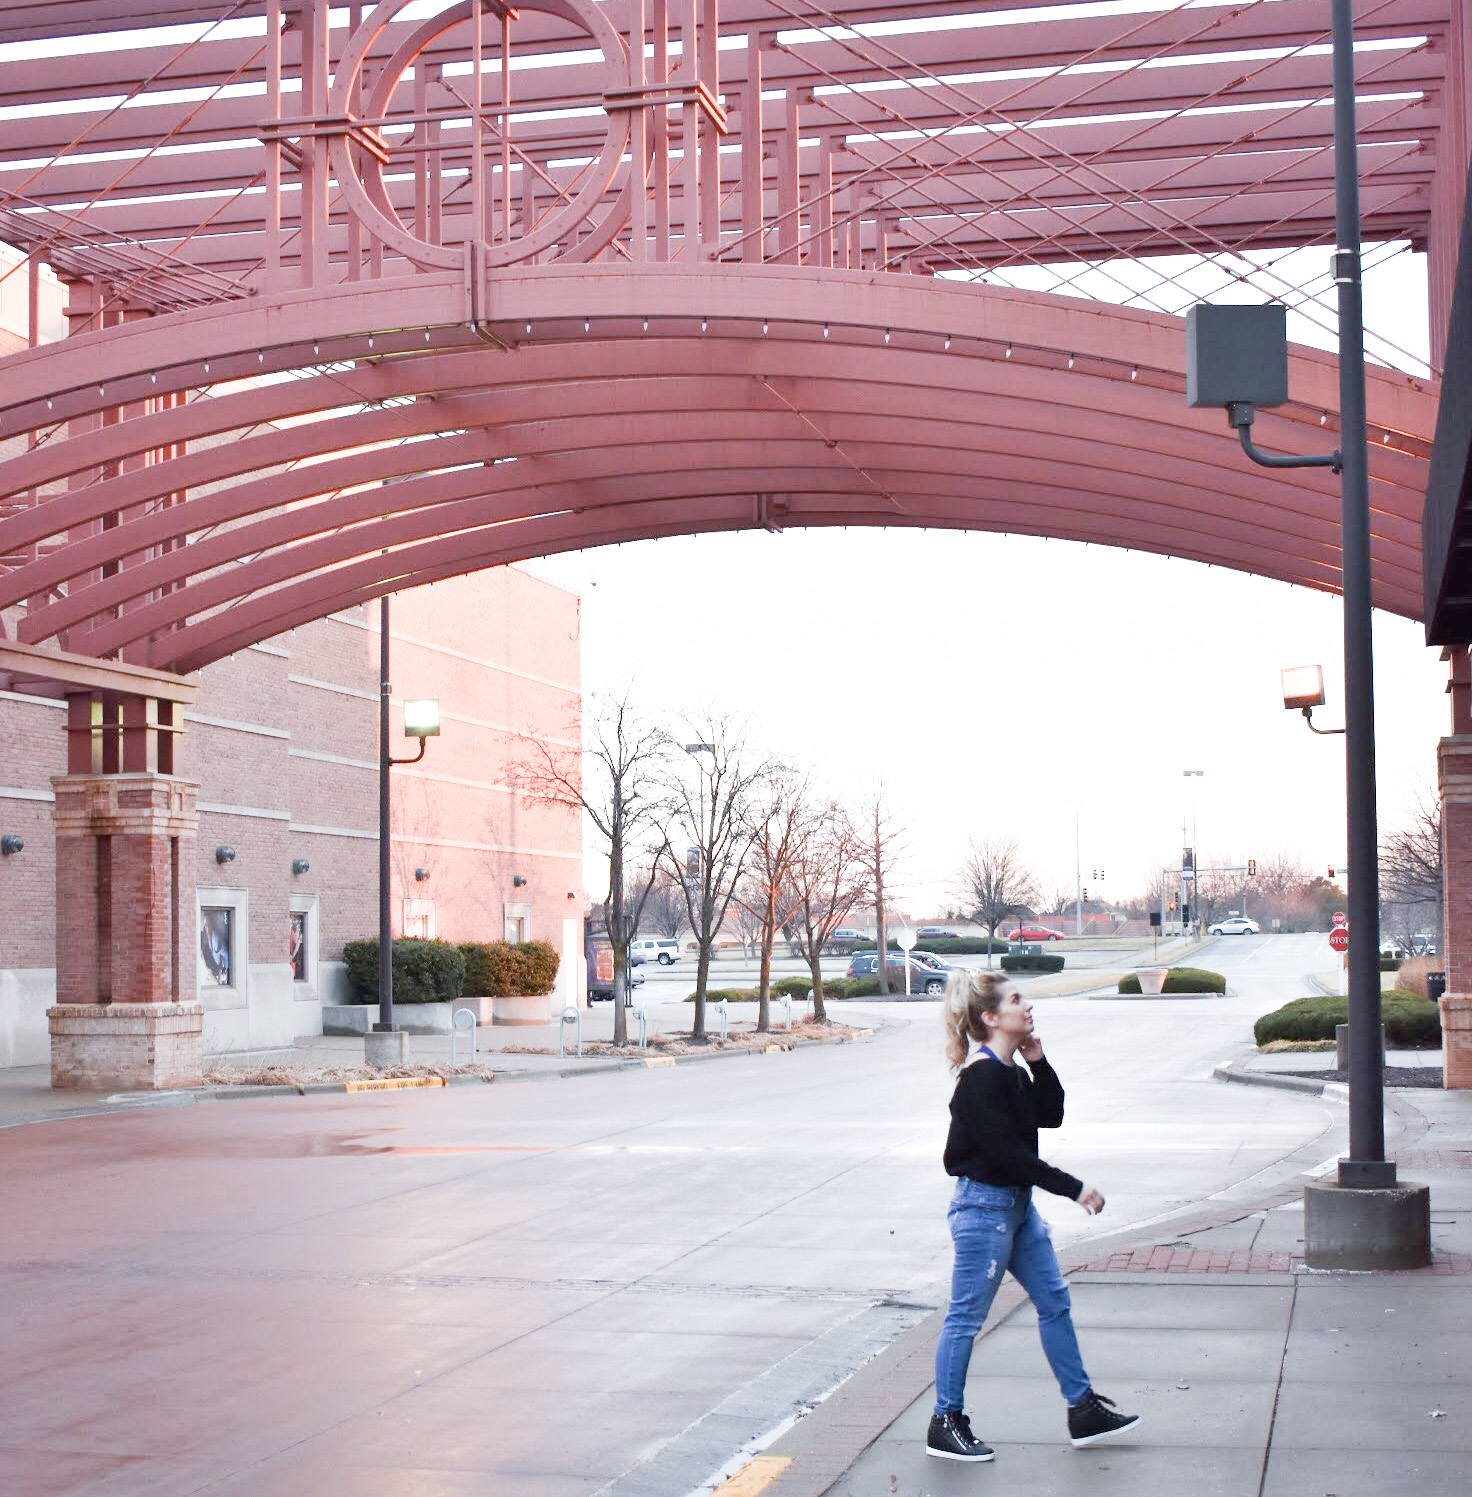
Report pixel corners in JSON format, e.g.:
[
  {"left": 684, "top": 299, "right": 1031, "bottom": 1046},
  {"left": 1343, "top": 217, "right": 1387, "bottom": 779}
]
[
  {"left": 999, "top": 953, "right": 1066, "bottom": 974},
  {"left": 460, "top": 940, "right": 559, "bottom": 996},
  {"left": 343, "top": 937, "right": 465, "bottom": 1004},
  {"left": 910, "top": 937, "right": 1012, "bottom": 955},
  {"left": 1253, "top": 990, "right": 1441, "bottom": 1047},
  {"left": 1117, "top": 966, "right": 1226, "bottom": 995}
]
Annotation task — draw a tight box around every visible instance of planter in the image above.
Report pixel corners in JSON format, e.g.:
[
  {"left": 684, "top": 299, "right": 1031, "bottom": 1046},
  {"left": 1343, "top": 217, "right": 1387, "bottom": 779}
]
[
  {"left": 492, "top": 994, "right": 554, "bottom": 1026},
  {"left": 1137, "top": 968, "right": 1169, "bottom": 996},
  {"left": 322, "top": 1002, "right": 462, "bottom": 1036}
]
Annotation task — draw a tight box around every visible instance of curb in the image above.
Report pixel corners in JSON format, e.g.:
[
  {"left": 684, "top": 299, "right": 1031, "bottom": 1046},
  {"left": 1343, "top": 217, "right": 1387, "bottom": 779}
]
[
  {"left": 1212, "top": 1058, "right": 1338, "bottom": 1097},
  {"left": 0, "top": 1022, "right": 890, "bottom": 1125}
]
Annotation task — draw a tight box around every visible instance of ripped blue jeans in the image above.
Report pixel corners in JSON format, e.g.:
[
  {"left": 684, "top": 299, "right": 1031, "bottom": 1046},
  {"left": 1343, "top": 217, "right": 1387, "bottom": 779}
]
[{"left": 933, "top": 1179, "right": 1091, "bottom": 1413}]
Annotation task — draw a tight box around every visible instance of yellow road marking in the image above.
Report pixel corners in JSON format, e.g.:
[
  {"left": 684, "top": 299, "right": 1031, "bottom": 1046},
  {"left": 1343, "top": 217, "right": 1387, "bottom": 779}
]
[
  {"left": 344, "top": 1076, "right": 447, "bottom": 1092},
  {"left": 712, "top": 1455, "right": 792, "bottom": 1495}
]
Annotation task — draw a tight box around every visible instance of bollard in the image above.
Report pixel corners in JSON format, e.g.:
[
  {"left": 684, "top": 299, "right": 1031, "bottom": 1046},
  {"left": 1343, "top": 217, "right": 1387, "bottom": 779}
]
[
  {"left": 558, "top": 1005, "right": 582, "bottom": 1058},
  {"left": 713, "top": 997, "right": 729, "bottom": 1042},
  {"left": 779, "top": 994, "right": 792, "bottom": 1032},
  {"left": 450, "top": 1005, "right": 477, "bottom": 1065},
  {"left": 631, "top": 1004, "right": 648, "bottom": 1048}
]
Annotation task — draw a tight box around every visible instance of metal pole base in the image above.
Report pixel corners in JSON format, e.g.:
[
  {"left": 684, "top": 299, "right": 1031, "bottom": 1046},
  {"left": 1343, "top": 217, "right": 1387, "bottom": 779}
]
[
  {"left": 365, "top": 1028, "right": 410, "bottom": 1068},
  {"left": 1303, "top": 1179, "right": 1431, "bottom": 1270}
]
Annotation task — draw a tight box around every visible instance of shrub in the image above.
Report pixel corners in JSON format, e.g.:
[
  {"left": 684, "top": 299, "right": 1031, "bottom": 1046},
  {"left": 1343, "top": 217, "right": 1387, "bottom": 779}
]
[
  {"left": 1393, "top": 955, "right": 1441, "bottom": 999},
  {"left": 999, "top": 953, "right": 1065, "bottom": 974},
  {"left": 343, "top": 938, "right": 465, "bottom": 1004},
  {"left": 1379, "top": 954, "right": 1401, "bottom": 973},
  {"left": 1117, "top": 966, "right": 1226, "bottom": 995},
  {"left": 773, "top": 975, "right": 813, "bottom": 997},
  {"left": 1253, "top": 990, "right": 1441, "bottom": 1047},
  {"left": 459, "top": 940, "right": 559, "bottom": 997}
]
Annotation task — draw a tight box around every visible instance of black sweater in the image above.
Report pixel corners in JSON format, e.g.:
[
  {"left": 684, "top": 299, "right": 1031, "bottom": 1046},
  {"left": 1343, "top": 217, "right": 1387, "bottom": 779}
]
[{"left": 943, "top": 1054, "right": 1083, "bottom": 1200}]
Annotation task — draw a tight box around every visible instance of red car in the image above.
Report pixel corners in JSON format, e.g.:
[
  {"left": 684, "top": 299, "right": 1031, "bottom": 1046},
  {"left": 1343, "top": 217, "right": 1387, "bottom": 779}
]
[{"left": 1008, "top": 926, "right": 1065, "bottom": 942}]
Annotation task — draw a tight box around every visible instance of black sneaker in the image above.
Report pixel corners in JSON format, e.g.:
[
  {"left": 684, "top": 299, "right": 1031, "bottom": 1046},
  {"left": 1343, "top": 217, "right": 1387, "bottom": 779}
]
[
  {"left": 926, "top": 1410, "right": 995, "bottom": 1462},
  {"left": 1068, "top": 1390, "right": 1141, "bottom": 1447}
]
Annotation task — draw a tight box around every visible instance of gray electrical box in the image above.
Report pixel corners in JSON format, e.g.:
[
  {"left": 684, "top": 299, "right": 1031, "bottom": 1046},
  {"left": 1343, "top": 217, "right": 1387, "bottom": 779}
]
[{"left": 1185, "top": 303, "right": 1289, "bottom": 409}]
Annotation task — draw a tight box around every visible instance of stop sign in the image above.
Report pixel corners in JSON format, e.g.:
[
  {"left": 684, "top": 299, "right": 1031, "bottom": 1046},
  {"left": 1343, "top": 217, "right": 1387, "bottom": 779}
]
[
  {"left": 1332, "top": 911, "right": 1347, "bottom": 926},
  {"left": 1329, "top": 926, "right": 1350, "bottom": 952}
]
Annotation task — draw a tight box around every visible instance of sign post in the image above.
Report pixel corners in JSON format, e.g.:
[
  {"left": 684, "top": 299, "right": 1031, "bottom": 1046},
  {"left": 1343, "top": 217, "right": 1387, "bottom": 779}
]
[{"left": 895, "top": 926, "right": 917, "bottom": 996}]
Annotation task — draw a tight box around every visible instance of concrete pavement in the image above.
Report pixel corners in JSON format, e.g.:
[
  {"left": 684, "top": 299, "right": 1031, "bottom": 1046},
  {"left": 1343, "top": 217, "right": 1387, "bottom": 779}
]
[{"left": 737, "top": 1073, "right": 1472, "bottom": 1497}]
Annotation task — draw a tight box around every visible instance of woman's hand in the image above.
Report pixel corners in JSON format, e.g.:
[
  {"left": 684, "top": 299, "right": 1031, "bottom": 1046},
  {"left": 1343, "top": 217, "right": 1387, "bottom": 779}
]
[
  {"left": 1018, "top": 1035, "right": 1044, "bottom": 1064},
  {"left": 1077, "top": 1186, "right": 1105, "bottom": 1216}
]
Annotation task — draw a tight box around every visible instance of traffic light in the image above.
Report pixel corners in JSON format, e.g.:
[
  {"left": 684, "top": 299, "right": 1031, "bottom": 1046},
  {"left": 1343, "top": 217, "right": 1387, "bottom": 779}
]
[
  {"left": 1168, "top": 895, "right": 1178, "bottom": 911},
  {"left": 1247, "top": 858, "right": 1257, "bottom": 876},
  {"left": 1328, "top": 863, "right": 1335, "bottom": 878},
  {"left": 1182, "top": 902, "right": 1191, "bottom": 922},
  {"left": 1082, "top": 887, "right": 1090, "bottom": 902}
]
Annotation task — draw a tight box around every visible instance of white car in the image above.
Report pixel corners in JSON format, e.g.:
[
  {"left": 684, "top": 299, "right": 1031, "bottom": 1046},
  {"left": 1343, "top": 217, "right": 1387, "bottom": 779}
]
[
  {"left": 1208, "top": 916, "right": 1260, "bottom": 936},
  {"left": 630, "top": 937, "right": 683, "bottom": 965}
]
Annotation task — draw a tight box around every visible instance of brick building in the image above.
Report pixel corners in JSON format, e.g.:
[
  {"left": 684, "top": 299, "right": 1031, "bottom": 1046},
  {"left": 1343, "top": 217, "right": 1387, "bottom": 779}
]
[{"left": 0, "top": 246, "right": 585, "bottom": 1070}]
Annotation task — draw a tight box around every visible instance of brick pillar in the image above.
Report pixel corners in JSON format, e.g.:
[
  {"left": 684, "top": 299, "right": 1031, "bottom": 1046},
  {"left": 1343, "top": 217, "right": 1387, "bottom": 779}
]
[
  {"left": 1437, "top": 736, "right": 1472, "bottom": 1089},
  {"left": 47, "top": 773, "right": 203, "bottom": 1090}
]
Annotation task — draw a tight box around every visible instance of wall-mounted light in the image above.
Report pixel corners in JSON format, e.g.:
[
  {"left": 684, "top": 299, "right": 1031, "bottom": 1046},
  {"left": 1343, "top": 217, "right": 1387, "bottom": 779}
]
[
  {"left": 1, "top": 834, "right": 23, "bottom": 855},
  {"left": 292, "top": 858, "right": 311, "bottom": 876},
  {"left": 567, "top": 891, "right": 576, "bottom": 900},
  {"left": 414, "top": 867, "right": 431, "bottom": 882},
  {"left": 512, "top": 874, "right": 527, "bottom": 887},
  {"left": 215, "top": 845, "right": 236, "bottom": 864}
]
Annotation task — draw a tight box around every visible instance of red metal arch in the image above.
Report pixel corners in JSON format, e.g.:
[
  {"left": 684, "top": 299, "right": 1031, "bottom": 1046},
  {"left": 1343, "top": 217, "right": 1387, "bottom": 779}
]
[{"left": 0, "top": 266, "right": 1438, "bottom": 679}]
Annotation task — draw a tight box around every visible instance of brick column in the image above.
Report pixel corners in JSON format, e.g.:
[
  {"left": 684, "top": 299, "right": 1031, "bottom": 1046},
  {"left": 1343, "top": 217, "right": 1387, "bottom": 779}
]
[
  {"left": 47, "top": 773, "right": 203, "bottom": 1090},
  {"left": 1437, "top": 736, "right": 1472, "bottom": 1089}
]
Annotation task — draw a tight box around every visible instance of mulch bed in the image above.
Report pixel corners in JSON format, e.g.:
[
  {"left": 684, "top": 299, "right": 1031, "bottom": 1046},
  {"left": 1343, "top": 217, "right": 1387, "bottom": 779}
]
[{"left": 1277, "top": 1065, "right": 1445, "bottom": 1089}]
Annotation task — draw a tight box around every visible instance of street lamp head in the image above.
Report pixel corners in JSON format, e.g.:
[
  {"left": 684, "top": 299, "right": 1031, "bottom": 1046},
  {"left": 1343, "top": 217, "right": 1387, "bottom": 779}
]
[
  {"left": 1183, "top": 769, "right": 1205, "bottom": 778},
  {"left": 1281, "top": 664, "right": 1326, "bottom": 711},
  {"left": 403, "top": 699, "right": 440, "bottom": 738},
  {"left": 684, "top": 742, "right": 714, "bottom": 756}
]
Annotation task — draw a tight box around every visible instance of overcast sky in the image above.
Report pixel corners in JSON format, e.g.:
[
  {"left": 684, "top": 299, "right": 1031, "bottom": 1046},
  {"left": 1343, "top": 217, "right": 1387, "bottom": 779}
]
[{"left": 525, "top": 245, "right": 1444, "bottom": 917}]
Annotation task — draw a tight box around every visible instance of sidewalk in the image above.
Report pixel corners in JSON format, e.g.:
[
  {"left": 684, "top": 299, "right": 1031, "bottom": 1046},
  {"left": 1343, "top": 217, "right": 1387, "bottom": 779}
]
[
  {"left": 0, "top": 998, "right": 877, "bottom": 1130},
  {"left": 738, "top": 1082, "right": 1472, "bottom": 1497}
]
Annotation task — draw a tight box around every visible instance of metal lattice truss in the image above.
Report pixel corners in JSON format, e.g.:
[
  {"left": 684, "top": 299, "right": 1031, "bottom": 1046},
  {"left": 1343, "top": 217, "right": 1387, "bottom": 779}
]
[{"left": 0, "top": 1, "right": 1465, "bottom": 681}]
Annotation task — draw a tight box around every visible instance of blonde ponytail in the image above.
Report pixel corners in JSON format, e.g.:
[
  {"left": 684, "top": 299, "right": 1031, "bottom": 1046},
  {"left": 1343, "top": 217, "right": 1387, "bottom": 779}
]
[{"left": 942, "top": 968, "right": 1010, "bottom": 1071}]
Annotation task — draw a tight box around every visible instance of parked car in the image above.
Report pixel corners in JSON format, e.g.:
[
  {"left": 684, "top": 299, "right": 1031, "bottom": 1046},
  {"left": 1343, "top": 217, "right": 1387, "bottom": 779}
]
[
  {"left": 1412, "top": 933, "right": 1438, "bottom": 955},
  {"left": 820, "top": 927, "right": 872, "bottom": 955},
  {"left": 916, "top": 926, "right": 957, "bottom": 941},
  {"left": 630, "top": 937, "right": 683, "bottom": 965},
  {"left": 1008, "top": 926, "right": 1064, "bottom": 942},
  {"left": 845, "top": 951, "right": 949, "bottom": 993},
  {"left": 1208, "top": 916, "right": 1261, "bottom": 936}
]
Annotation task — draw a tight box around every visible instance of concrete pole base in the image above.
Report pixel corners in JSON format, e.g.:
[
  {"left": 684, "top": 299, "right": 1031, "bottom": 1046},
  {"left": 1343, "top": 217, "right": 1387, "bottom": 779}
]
[
  {"left": 1303, "top": 1179, "right": 1432, "bottom": 1270},
  {"left": 364, "top": 1029, "right": 410, "bottom": 1068}
]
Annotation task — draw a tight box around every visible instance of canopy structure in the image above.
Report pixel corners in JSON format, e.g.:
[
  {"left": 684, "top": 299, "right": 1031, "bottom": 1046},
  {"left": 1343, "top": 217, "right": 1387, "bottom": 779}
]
[{"left": 0, "top": 0, "right": 1465, "bottom": 682}]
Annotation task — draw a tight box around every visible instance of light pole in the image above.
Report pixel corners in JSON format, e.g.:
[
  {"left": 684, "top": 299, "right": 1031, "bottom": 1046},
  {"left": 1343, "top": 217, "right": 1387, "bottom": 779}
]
[
  {"left": 1188, "top": 0, "right": 1429, "bottom": 1266},
  {"left": 371, "top": 588, "right": 440, "bottom": 1067},
  {"left": 1184, "top": 769, "right": 1204, "bottom": 934}
]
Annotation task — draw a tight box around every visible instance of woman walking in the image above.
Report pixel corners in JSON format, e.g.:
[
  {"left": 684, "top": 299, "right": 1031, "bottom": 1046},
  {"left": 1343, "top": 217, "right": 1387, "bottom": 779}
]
[{"left": 928, "top": 968, "right": 1140, "bottom": 1462}]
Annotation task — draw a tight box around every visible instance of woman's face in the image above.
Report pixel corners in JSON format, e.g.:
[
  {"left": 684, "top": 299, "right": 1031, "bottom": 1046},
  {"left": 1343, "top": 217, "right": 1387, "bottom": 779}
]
[{"left": 983, "top": 986, "right": 1033, "bottom": 1039}]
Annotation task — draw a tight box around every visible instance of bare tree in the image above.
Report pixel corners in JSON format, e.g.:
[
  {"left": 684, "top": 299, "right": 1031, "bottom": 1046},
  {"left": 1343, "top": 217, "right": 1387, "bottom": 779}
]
[
  {"left": 788, "top": 800, "right": 867, "bottom": 1022},
  {"left": 641, "top": 869, "right": 690, "bottom": 942},
  {"left": 520, "top": 690, "right": 670, "bottom": 1046},
  {"left": 855, "top": 785, "right": 906, "bottom": 995},
  {"left": 732, "top": 771, "right": 808, "bottom": 1031},
  {"left": 957, "top": 835, "right": 1038, "bottom": 965},
  {"left": 657, "top": 720, "right": 774, "bottom": 1040},
  {"left": 1381, "top": 794, "right": 1443, "bottom": 947}
]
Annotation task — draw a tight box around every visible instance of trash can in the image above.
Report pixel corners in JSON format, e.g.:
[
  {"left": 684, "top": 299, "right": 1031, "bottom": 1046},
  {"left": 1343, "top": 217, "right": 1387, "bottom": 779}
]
[{"left": 1427, "top": 971, "right": 1447, "bottom": 1002}]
